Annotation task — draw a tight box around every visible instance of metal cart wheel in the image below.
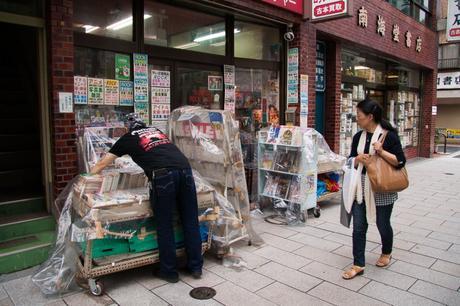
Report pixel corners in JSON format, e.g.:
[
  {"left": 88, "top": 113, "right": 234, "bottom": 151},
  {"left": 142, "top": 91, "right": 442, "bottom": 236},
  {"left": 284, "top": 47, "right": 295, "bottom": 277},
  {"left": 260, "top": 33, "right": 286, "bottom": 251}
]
[
  {"left": 88, "top": 278, "right": 104, "bottom": 296},
  {"left": 313, "top": 207, "right": 321, "bottom": 218}
]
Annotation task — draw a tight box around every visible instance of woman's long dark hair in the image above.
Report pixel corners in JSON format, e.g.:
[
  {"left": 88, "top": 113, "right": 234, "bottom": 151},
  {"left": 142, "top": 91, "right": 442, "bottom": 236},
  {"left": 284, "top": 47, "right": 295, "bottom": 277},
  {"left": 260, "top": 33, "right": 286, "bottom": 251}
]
[{"left": 357, "top": 99, "right": 397, "bottom": 133}]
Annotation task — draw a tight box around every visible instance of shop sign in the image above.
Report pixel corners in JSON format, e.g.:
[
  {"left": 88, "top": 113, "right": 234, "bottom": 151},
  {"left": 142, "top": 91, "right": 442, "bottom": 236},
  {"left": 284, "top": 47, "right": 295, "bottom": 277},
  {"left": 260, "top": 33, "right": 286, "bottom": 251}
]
[
  {"left": 377, "top": 15, "right": 385, "bottom": 36},
  {"left": 261, "top": 0, "right": 304, "bottom": 15},
  {"left": 437, "top": 71, "right": 460, "bottom": 89},
  {"left": 432, "top": 106, "right": 437, "bottom": 116},
  {"left": 447, "top": 0, "right": 460, "bottom": 42},
  {"left": 287, "top": 48, "right": 299, "bottom": 105},
  {"left": 392, "top": 24, "right": 400, "bottom": 42},
  {"left": 316, "top": 41, "right": 326, "bottom": 92},
  {"left": 357, "top": 6, "right": 368, "bottom": 28},
  {"left": 311, "top": 0, "right": 350, "bottom": 21}
]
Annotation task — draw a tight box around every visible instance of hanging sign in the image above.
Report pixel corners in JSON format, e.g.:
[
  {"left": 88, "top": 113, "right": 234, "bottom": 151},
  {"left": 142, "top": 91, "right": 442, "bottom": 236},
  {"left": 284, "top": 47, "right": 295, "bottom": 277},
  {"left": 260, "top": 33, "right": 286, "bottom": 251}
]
[
  {"left": 447, "top": 0, "right": 460, "bottom": 42},
  {"left": 104, "top": 79, "right": 119, "bottom": 105},
  {"left": 287, "top": 48, "right": 299, "bottom": 105},
  {"left": 437, "top": 71, "right": 460, "bottom": 89},
  {"left": 115, "top": 54, "right": 131, "bottom": 80},
  {"left": 311, "top": 0, "right": 351, "bottom": 22},
  {"left": 261, "top": 0, "right": 304, "bottom": 15},
  {"left": 119, "top": 80, "right": 134, "bottom": 106},
  {"left": 87, "top": 77, "right": 104, "bottom": 105},
  {"left": 74, "top": 76, "right": 88, "bottom": 105}
]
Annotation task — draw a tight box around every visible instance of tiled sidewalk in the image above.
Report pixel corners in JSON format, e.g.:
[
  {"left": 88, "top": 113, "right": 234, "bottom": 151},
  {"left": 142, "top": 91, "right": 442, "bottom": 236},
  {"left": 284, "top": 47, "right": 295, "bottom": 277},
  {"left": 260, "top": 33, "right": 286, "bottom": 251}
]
[{"left": 1, "top": 154, "right": 460, "bottom": 306}]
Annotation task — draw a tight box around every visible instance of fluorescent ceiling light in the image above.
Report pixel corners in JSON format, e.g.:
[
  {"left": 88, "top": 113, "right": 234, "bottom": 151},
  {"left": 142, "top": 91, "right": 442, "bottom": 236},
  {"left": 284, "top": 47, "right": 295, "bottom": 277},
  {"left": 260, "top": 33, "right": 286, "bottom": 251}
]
[
  {"left": 107, "top": 14, "right": 151, "bottom": 31},
  {"left": 387, "top": 75, "right": 399, "bottom": 78},
  {"left": 83, "top": 25, "right": 99, "bottom": 33},
  {"left": 175, "top": 42, "right": 200, "bottom": 49},
  {"left": 354, "top": 65, "right": 370, "bottom": 70},
  {"left": 194, "top": 28, "right": 240, "bottom": 42}
]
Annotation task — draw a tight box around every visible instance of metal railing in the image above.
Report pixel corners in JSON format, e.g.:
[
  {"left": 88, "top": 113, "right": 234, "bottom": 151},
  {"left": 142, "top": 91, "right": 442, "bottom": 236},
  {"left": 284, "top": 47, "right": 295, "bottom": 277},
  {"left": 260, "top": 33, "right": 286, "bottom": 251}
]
[{"left": 438, "top": 58, "right": 460, "bottom": 69}]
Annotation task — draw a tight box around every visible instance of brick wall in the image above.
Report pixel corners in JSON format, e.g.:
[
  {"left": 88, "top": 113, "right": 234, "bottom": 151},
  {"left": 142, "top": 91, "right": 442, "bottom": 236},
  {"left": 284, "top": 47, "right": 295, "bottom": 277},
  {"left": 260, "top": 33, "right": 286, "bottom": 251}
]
[
  {"left": 48, "top": 0, "right": 77, "bottom": 203},
  {"left": 420, "top": 70, "right": 437, "bottom": 157}
]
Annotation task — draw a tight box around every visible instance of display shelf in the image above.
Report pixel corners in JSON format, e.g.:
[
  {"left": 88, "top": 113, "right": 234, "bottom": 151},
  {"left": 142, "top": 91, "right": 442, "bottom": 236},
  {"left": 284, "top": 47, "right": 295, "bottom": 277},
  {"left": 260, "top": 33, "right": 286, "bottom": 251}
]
[
  {"left": 259, "top": 142, "right": 303, "bottom": 149},
  {"left": 260, "top": 168, "right": 300, "bottom": 177},
  {"left": 317, "top": 191, "right": 341, "bottom": 202},
  {"left": 260, "top": 193, "right": 302, "bottom": 205}
]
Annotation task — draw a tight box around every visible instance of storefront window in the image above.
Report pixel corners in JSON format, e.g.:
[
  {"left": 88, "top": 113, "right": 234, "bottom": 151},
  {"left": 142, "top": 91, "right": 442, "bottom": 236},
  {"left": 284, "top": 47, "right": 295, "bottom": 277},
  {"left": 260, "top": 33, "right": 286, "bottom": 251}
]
[
  {"left": 144, "top": 1, "right": 225, "bottom": 56},
  {"left": 234, "top": 21, "right": 281, "bottom": 61},
  {"left": 177, "top": 66, "right": 223, "bottom": 110},
  {"left": 342, "top": 52, "right": 386, "bottom": 85},
  {"left": 386, "top": 91, "right": 420, "bottom": 148},
  {"left": 0, "top": 0, "right": 43, "bottom": 17},
  {"left": 73, "top": 0, "right": 133, "bottom": 41}
]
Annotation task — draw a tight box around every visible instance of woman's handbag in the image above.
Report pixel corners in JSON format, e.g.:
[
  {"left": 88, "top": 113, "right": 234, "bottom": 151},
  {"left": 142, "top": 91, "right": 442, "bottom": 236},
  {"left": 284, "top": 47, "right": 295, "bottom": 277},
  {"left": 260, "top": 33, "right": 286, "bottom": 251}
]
[{"left": 364, "top": 133, "right": 409, "bottom": 193}]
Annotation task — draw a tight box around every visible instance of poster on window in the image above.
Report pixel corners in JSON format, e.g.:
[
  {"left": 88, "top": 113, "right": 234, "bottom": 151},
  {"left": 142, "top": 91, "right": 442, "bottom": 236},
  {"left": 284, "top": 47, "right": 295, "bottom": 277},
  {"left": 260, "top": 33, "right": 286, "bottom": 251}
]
[
  {"left": 151, "top": 70, "right": 170, "bottom": 88},
  {"left": 208, "top": 76, "right": 223, "bottom": 91},
  {"left": 224, "top": 65, "right": 235, "bottom": 85},
  {"left": 133, "top": 53, "right": 148, "bottom": 79},
  {"left": 224, "top": 84, "right": 236, "bottom": 113},
  {"left": 74, "top": 76, "right": 88, "bottom": 105},
  {"left": 115, "top": 54, "right": 131, "bottom": 80},
  {"left": 151, "top": 87, "right": 170, "bottom": 104},
  {"left": 87, "top": 77, "right": 104, "bottom": 105},
  {"left": 119, "top": 80, "right": 134, "bottom": 106},
  {"left": 300, "top": 74, "right": 309, "bottom": 128},
  {"left": 59, "top": 92, "right": 73, "bottom": 113},
  {"left": 104, "top": 79, "right": 119, "bottom": 105},
  {"left": 151, "top": 103, "right": 170, "bottom": 121},
  {"left": 134, "top": 102, "right": 149, "bottom": 123},
  {"left": 134, "top": 78, "right": 149, "bottom": 102},
  {"left": 287, "top": 48, "right": 299, "bottom": 104}
]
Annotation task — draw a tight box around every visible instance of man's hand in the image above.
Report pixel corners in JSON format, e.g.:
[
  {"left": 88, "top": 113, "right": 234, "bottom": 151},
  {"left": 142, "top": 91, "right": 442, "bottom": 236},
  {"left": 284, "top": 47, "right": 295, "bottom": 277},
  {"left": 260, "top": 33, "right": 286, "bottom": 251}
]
[{"left": 90, "top": 153, "right": 118, "bottom": 174}]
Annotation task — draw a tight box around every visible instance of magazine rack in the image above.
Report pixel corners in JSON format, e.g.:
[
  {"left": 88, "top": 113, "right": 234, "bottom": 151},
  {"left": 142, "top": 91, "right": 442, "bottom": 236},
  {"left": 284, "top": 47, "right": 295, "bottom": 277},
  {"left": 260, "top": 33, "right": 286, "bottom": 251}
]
[{"left": 257, "top": 126, "right": 318, "bottom": 223}]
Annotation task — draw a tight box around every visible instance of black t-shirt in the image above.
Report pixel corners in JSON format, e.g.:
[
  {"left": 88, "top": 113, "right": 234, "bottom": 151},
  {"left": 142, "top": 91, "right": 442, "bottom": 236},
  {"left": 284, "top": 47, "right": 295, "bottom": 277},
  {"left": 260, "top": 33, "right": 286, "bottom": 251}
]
[
  {"left": 109, "top": 127, "right": 190, "bottom": 178},
  {"left": 349, "top": 130, "right": 406, "bottom": 174}
]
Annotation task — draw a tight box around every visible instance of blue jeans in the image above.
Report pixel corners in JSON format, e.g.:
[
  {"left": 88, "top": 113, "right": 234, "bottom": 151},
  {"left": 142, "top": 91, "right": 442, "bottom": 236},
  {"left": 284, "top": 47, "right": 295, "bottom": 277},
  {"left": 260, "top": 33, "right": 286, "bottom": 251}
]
[
  {"left": 150, "top": 168, "right": 203, "bottom": 276},
  {"left": 352, "top": 202, "right": 394, "bottom": 267}
]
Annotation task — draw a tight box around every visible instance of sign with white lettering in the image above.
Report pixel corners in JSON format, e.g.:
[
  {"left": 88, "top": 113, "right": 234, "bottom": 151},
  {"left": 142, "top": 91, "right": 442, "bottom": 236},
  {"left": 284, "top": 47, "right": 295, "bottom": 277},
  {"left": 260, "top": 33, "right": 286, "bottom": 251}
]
[
  {"left": 262, "top": 0, "right": 304, "bottom": 14},
  {"left": 311, "top": 0, "right": 351, "bottom": 22},
  {"left": 437, "top": 71, "right": 460, "bottom": 89},
  {"left": 447, "top": 0, "right": 460, "bottom": 42}
]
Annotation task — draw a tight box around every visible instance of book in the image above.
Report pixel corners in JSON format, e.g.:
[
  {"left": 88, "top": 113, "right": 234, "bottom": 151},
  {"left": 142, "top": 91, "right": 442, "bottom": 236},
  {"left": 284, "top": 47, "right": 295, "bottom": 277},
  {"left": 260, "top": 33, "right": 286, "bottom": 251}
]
[
  {"left": 261, "top": 149, "right": 275, "bottom": 169},
  {"left": 273, "top": 150, "right": 297, "bottom": 172},
  {"left": 288, "top": 178, "right": 302, "bottom": 203},
  {"left": 274, "top": 176, "right": 291, "bottom": 199},
  {"left": 277, "top": 126, "right": 301, "bottom": 146},
  {"left": 263, "top": 174, "right": 278, "bottom": 196}
]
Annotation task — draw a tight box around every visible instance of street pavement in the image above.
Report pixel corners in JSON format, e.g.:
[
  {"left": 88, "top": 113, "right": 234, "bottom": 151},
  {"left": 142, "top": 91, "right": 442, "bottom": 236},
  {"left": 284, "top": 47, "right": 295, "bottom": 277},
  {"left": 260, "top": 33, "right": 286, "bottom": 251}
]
[{"left": 1, "top": 152, "right": 460, "bottom": 306}]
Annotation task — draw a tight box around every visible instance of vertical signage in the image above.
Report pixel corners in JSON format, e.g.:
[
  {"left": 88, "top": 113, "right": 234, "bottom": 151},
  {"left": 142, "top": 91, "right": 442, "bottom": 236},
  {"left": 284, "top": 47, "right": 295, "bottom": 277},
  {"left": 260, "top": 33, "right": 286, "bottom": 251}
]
[
  {"left": 316, "top": 41, "right": 326, "bottom": 92},
  {"left": 447, "top": 0, "right": 460, "bottom": 42},
  {"left": 287, "top": 48, "right": 299, "bottom": 105}
]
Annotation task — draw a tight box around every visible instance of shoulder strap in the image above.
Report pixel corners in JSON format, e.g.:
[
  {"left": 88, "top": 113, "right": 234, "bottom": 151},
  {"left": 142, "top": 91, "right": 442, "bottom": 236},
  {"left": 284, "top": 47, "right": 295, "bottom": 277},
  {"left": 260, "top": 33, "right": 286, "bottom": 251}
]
[{"left": 379, "top": 131, "right": 388, "bottom": 144}]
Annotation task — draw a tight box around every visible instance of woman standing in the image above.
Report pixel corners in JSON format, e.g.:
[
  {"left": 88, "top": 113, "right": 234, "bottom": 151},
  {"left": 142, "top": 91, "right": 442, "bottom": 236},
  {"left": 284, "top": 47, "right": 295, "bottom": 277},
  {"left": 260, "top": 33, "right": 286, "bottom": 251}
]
[{"left": 342, "top": 99, "right": 406, "bottom": 280}]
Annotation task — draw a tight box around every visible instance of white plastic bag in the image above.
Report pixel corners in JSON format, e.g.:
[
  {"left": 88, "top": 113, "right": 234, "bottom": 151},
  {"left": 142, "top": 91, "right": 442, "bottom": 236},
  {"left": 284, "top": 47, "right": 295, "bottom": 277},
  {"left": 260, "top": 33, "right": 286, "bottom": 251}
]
[{"left": 342, "top": 158, "right": 359, "bottom": 213}]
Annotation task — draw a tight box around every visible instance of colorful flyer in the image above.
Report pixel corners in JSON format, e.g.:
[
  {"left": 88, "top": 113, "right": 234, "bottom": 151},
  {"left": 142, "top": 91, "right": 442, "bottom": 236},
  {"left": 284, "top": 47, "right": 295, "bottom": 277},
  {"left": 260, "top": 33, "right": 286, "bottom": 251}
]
[
  {"left": 208, "top": 76, "right": 223, "bottom": 91},
  {"left": 134, "top": 102, "right": 149, "bottom": 123},
  {"left": 224, "top": 65, "right": 235, "bottom": 85},
  {"left": 104, "top": 79, "right": 119, "bottom": 105},
  {"left": 133, "top": 53, "right": 148, "bottom": 79},
  {"left": 151, "top": 87, "right": 170, "bottom": 104},
  {"left": 224, "top": 84, "right": 235, "bottom": 113},
  {"left": 151, "top": 70, "right": 170, "bottom": 88},
  {"left": 87, "top": 77, "right": 104, "bottom": 105},
  {"left": 115, "top": 54, "right": 131, "bottom": 81},
  {"left": 151, "top": 103, "right": 170, "bottom": 121},
  {"left": 119, "top": 80, "right": 134, "bottom": 106},
  {"left": 287, "top": 48, "right": 299, "bottom": 105},
  {"left": 134, "top": 78, "right": 149, "bottom": 102},
  {"left": 74, "top": 76, "right": 87, "bottom": 105}
]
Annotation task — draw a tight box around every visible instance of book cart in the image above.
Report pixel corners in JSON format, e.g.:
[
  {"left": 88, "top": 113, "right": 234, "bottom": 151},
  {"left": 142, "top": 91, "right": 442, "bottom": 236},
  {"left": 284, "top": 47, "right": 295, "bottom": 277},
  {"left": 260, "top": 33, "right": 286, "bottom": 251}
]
[{"left": 257, "top": 126, "right": 318, "bottom": 223}]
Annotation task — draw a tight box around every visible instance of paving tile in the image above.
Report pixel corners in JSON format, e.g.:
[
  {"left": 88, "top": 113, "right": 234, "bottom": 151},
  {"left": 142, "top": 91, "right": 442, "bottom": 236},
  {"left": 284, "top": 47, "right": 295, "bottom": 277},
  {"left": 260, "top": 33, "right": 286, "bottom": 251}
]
[
  {"left": 260, "top": 232, "right": 304, "bottom": 252},
  {"left": 300, "top": 261, "right": 369, "bottom": 291},
  {"left": 2, "top": 276, "right": 64, "bottom": 306},
  {"left": 255, "top": 261, "right": 322, "bottom": 292},
  {"left": 443, "top": 221, "right": 460, "bottom": 231},
  {"left": 134, "top": 269, "right": 169, "bottom": 291},
  {"left": 393, "top": 224, "right": 432, "bottom": 237},
  {"left": 409, "top": 280, "right": 460, "bottom": 306},
  {"left": 411, "top": 244, "right": 460, "bottom": 265},
  {"left": 180, "top": 269, "right": 225, "bottom": 288},
  {"left": 294, "top": 245, "right": 351, "bottom": 269},
  {"left": 388, "top": 260, "right": 460, "bottom": 290},
  {"left": 431, "top": 260, "right": 460, "bottom": 278},
  {"left": 317, "top": 222, "right": 352, "bottom": 236},
  {"left": 332, "top": 245, "right": 387, "bottom": 267},
  {"left": 63, "top": 292, "right": 114, "bottom": 306},
  {"left": 289, "top": 225, "right": 332, "bottom": 238},
  {"left": 213, "top": 281, "right": 276, "bottom": 306},
  {"left": 153, "top": 281, "right": 220, "bottom": 306},
  {"left": 105, "top": 279, "right": 167, "bottom": 306},
  {"left": 428, "top": 231, "right": 460, "bottom": 245},
  {"left": 373, "top": 248, "right": 436, "bottom": 268},
  {"left": 256, "top": 282, "right": 331, "bottom": 306},
  {"left": 254, "top": 222, "right": 298, "bottom": 238},
  {"left": 392, "top": 216, "right": 416, "bottom": 226},
  {"left": 413, "top": 222, "right": 460, "bottom": 236},
  {"left": 359, "top": 281, "right": 442, "bottom": 306},
  {"left": 254, "top": 246, "right": 312, "bottom": 269},
  {"left": 394, "top": 232, "right": 452, "bottom": 250},
  {"left": 448, "top": 244, "right": 460, "bottom": 254},
  {"left": 366, "top": 232, "right": 416, "bottom": 251},
  {"left": 309, "top": 282, "right": 388, "bottom": 306},
  {"left": 288, "top": 232, "right": 343, "bottom": 252},
  {"left": 0, "top": 286, "right": 7, "bottom": 301},
  {"left": 44, "top": 301, "right": 68, "bottom": 306},
  {"left": 231, "top": 248, "right": 271, "bottom": 270},
  {"left": 360, "top": 264, "right": 416, "bottom": 290},
  {"left": 324, "top": 232, "right": 380, "bottom": 251},
  {"left": 0, "top": 297, "right": 14, "bottom": 306},
  {"left": 208, "top": 264, "right": 274, "bottom": 292},
  {"left": 396, "top": 213, "right": 444, "bottom": 226}
]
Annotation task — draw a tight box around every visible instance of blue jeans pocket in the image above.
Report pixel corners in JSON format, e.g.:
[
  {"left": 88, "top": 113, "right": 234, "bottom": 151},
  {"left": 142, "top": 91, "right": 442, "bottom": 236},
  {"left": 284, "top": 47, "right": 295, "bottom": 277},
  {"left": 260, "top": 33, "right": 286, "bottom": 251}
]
[{"left": 154, "top": 173, "right": 175, "bottom": 195}]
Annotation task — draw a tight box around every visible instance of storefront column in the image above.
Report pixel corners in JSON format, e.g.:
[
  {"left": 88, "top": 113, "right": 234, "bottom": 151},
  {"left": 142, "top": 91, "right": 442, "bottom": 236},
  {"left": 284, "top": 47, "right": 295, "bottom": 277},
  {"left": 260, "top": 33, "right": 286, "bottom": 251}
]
[
  {"left": 324, "top": 40, "right": 341, "bottom": 153},
  {"left": 420, "top": 70, "right": 437, "bottom": 158},
  {"left": 290, "top": 22, "right": 316, "bottom": 128},
  {"left": 48, "top": 0, "right": 78, "bottom": 205}
]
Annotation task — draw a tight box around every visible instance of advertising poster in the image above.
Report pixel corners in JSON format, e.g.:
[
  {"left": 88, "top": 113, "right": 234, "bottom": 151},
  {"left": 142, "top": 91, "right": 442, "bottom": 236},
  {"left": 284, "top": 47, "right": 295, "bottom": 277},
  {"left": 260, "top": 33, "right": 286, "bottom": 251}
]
[
  {"left": 119, "top": 80, "right": 134, "bottom": 106},
  {"left": 287, "top": 48, "right": 299, "bottom": 104},
  {"left": 115, "top": 54, "right": 131, "bottom": 80},
  {"left": 151, "top": 70, "right": 170, "bottom": 88},
  {"left": 224, "top": 65, "right": 235, "bottom": 85},
  {"left": 134, "top": 78, "right": 149, "bottom": 102},
  {"left": 151, "top": 103, "right": 170, "bottom": 121},
  {"left": 151, "top": 87, "right": 170, "bottom": 104},
  {"left": 224, "top": 84, "right": 235, "bottom": 113},
  {"left": 104, "top": 79, "right": 119, "bottom": 105},
  {"left": 134, "top": 102, "right": 149, "bottom": 123},
  {"left": 87, "top": 77, "right": 104, "bottom": 105},
  {"left": 74, "top": 76, "right": 88, "bottom": 105},
  {"left": 300, "top": 74, "right": 309, "bottom": 128},
  {"left": 59, "top": 92, "right": 73, "bottom": 113},
  {"left": 133, "top": 53, "right": 148, "bottom": 79}
]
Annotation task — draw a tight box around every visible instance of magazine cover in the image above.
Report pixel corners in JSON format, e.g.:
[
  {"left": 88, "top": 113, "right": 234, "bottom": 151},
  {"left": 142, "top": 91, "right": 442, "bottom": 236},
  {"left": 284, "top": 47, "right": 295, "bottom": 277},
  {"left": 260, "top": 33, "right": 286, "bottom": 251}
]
[
  {"left": 273, "top": 150, "right": 297, "bottom": 172},
  {"left": 289, "top": 151, "right": 301, "bottom": 173},
  {"left": 274, "top": 175, "right": 291, "bottom": 199},
  {"left": 288, "top": 178, "right": 302, "bottom": 203},
  {"left": 261, "top": 149, "right": 275, "bottom": 169},
  {"left": 263, "top": 174, "right": 278, "bottom": 196}
]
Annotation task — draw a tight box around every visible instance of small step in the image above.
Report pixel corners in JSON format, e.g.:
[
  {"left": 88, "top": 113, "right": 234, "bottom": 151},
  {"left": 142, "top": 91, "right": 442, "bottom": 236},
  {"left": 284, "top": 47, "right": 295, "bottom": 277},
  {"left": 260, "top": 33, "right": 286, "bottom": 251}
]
[
  {"left": 0, "top": 196, "right": 46, "bottom": 218},
  {"left": 0, "top": 213, "right": 55, "bottom": 242},
  {"left": 0, "top": 230, "right": 55, "bottom": 274}
]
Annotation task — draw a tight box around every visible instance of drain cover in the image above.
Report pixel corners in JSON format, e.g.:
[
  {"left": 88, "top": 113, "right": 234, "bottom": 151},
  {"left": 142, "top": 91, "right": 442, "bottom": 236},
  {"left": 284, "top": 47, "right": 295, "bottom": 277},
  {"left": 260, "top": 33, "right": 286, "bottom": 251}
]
[
  {"left": 190, "top": 287, "right": 216, "bottom": 300},
  {"left": 445, "top": 173, "right": 454, "bottom": 175}
]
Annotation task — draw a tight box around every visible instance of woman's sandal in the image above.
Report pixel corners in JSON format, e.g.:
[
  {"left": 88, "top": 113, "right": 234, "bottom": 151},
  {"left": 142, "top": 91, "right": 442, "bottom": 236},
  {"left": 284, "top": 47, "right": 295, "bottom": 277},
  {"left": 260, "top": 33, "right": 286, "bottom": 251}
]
[
  {"left": 342, "top": 266, "right": 365, "bottom": 280},
  {"left": 376, "top": 254, "right": 392, "bottom": 267}
]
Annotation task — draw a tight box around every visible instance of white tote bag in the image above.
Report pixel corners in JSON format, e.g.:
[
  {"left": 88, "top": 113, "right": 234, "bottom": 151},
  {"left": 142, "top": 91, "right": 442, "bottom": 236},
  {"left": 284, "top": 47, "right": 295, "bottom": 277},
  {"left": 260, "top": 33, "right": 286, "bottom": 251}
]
[{"left": 342, "top": 158, "right": 359, "bottom": 214}]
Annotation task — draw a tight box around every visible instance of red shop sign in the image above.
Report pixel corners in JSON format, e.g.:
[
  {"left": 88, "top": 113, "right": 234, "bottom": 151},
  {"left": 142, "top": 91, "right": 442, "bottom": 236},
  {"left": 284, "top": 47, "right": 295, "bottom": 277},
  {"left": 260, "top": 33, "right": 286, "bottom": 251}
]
[
  {"left": 261, "top": 0, "right": 304, "bottom": 15},
  {"left": 310, "top": 0, "right": 352, "bottom": 22}
]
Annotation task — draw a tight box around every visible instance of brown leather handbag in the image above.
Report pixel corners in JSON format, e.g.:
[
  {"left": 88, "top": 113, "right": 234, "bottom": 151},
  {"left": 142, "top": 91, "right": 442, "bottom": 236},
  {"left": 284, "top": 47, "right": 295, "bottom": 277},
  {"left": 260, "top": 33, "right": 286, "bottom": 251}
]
[{"left": 364, "top": 132, "right": 409, "bottom": 193}]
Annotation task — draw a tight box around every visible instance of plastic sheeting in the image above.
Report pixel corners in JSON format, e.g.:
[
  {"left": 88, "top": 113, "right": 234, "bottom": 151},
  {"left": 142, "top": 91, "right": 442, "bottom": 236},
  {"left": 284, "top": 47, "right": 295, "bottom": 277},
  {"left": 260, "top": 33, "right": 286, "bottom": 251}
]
[{"left": 169, "top": 106, "right": 263, "bottom": 249}]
